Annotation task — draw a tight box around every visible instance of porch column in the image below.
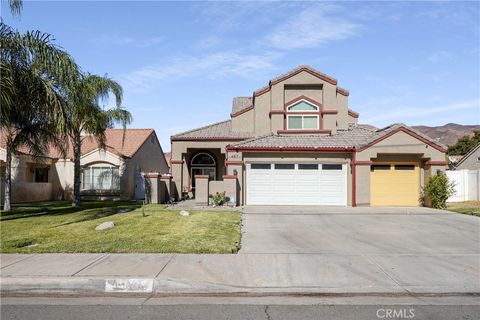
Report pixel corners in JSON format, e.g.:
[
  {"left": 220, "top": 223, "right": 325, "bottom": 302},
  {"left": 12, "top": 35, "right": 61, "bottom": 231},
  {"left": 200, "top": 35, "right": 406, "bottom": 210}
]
[
  {"left": 160, "top": 174, "right": 173, "bottom": 203},
  {"left": 170, "top": 159, "right": 184, "bottom": 201},
  {"left": 144, "top": 173, "right": 162, "bottom": 204},
  {"left": 222, "top": 175, "right": 239, "bottom": 206},
  {"left": 195, "top": 175, "right": 209, "bottom": 206}
]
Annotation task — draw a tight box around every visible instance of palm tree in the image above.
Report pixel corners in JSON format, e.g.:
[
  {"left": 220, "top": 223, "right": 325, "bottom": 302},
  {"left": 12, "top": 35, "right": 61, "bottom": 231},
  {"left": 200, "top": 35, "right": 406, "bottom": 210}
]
[
  {"left": 1, "top": 22, "right": 79, "bottom": 211},
  {"left": 65, "top": 74, "right": 132, "bottom": 207}
]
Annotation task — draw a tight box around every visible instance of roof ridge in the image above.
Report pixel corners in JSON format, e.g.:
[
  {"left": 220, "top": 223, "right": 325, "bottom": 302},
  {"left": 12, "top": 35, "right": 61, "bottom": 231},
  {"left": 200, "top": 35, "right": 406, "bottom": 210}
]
[
  {"left": 254, "top": 65, "right": 339, "bottom": 95},
  {"left": 172, "top": 119, "right": 231, "bottom": 137},
  {"left": 372, "top": 123, "right": 447, "bottom": 150}
]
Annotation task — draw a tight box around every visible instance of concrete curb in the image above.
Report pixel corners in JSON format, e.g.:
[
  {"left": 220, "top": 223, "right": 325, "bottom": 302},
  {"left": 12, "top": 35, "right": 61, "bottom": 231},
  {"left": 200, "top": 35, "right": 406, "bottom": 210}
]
[{"left": 2, "top": 277, "right": 479, "bottom": 297}]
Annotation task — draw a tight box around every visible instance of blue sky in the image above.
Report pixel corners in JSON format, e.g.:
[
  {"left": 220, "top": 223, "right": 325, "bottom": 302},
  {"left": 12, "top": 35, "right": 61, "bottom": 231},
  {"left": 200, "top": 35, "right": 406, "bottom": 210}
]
[{"left": 2, "top": 1, "right": 479, "bottom": 151}]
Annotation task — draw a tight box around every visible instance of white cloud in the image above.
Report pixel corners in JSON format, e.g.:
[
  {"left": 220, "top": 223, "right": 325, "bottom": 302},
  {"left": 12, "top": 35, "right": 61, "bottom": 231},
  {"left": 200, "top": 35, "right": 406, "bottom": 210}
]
[
  {"left": 362, "top": 99, "right": 480, "bottom": 125},
  {"left": 121, "top": 51, "right": 279, "bottom": 91},
  {"left": 92, "top": 35, "right": 162, "bottom": 48},
  {"left": 427, "top": 51, "right": 452, "bottom": 63},
  {"left": 268, "top": 6, "right": 360, "bottom": 50}
]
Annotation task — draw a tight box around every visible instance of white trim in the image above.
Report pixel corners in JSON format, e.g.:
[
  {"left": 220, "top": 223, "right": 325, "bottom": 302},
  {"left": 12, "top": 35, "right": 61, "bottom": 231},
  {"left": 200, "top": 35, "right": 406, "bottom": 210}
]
[
  {"left": 287, "top": 115, "right": 319, "bottom": 130},
  {"left": 286, "top": 99, "right": 319, "bottom": 113}
]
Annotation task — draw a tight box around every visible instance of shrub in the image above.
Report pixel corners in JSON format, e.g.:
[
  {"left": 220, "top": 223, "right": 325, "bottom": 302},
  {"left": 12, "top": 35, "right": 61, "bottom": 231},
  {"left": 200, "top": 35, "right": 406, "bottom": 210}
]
[
  {"left": 210, "top": 192, "right": 225, "bottom": 206},
  {"left": 422, "top": 173, "right": 455, "bottom": 209}
]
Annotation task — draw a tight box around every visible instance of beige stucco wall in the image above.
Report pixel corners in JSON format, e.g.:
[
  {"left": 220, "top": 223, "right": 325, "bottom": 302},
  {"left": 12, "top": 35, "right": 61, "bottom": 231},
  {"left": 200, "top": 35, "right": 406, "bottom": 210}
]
[
  {"left": 195, "top": 176, "right": 209, "bottom": 205},
  {"left": 231, "top": 108, "right": 254, "bottom": 133},
  {"left": 0, "top": 149, "right": 56, "bottom": 203},
  {"left": 347, "top": 114, "right": 358, "bottom": 125},
  {"left": 355, "top": 131, "right": 447, "bottom": 206},
  {"left": 170, "top": 140, "right": 232, "bottom": 199},
  {"left": 356, "top": 131, "right": 446, "bottom": 161},
  {"left": 240, "top": 70, "right": 350, "bottom": 136},
  {"left": 1, "top": 131, "right": 168, "bottom": 203},
  {"left": 336, "top": 94, "right": 350, "bottom": 129},
  {"left": 456, "top": 147, "right": 480, "bottom": 170},
  {"left": 253, "top": 93, "right": 271, "bottom": 136},
  {"left": 125, "top": 132, "right": 169, "bottom": 200}
]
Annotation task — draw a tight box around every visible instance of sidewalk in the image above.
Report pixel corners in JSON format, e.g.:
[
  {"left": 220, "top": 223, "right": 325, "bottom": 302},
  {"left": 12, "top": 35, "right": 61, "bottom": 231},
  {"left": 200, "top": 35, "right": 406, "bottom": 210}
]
[{"left": 1, "top": 253, "right": 478, "bottom": 296}]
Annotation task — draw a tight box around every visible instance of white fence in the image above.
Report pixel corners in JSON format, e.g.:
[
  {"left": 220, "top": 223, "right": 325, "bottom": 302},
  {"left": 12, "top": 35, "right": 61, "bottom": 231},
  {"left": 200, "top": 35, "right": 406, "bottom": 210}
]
[{"left": 446, "top": 170, "right": 480, "bottom": 202}]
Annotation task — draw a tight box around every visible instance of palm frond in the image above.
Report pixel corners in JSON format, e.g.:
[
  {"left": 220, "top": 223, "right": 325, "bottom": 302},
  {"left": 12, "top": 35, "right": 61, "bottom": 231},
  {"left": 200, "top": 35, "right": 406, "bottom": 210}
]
[{"left": 9, "top": 0, "right": 22, "bottom": 16}]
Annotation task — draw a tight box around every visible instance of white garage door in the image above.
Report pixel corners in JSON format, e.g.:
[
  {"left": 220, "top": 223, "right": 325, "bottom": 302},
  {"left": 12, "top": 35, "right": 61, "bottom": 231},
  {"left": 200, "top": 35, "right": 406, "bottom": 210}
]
[{"left": 246, "top": 163, "right": 347, "bottom": 205}]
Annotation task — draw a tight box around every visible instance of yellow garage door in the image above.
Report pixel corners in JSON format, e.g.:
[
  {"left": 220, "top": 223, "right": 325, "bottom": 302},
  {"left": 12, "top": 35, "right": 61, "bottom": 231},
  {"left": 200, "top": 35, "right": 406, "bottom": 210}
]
[{"left": 370, "top": 163, "right": 420, "bottom": 206}]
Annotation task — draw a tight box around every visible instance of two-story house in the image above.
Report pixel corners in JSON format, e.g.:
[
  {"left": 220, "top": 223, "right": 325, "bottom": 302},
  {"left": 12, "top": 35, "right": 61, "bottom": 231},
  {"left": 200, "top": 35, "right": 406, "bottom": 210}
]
[{"left": 170, "top": 65, "right": 447, "bottom": 206}]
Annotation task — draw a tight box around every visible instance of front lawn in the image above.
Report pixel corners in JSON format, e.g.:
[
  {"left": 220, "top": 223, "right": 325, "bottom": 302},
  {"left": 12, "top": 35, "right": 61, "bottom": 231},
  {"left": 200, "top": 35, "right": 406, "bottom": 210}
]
[
  {"left": 0, "top": 201, "right": 241, "bottom": 253},
  {"left": 447, "top": 201, "right": 480, "bottom": 217}
]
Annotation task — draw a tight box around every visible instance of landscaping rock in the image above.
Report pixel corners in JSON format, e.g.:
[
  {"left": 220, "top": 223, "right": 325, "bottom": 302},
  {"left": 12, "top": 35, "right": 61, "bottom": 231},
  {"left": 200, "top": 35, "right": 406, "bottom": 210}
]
[
  {"left": 95, "top": 221, "right": 115, "bottom": 231},
  {"left": 117, "top": 208, "right": 133, "bottom": 214},
  {"left": 180, "top": 210, "right": 190, "bottom": 217}
]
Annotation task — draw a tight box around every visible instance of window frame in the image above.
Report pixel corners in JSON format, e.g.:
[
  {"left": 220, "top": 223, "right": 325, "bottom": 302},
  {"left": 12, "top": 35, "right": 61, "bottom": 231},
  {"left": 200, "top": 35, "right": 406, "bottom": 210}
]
[
  {"left": 287, "top": 100, "right": 319, "bottom": 113},
  {"left": 250, "top": 163, "right": 271, "bottom": 170},
  {"left": 286, "top": 114, "right": 319, "bottom": 130},
  {"left": 274, "top": 163, "right": 295, "bottom": 170},
  {"left": 82, "top": 164, "right": 120, "bottom": 191}
]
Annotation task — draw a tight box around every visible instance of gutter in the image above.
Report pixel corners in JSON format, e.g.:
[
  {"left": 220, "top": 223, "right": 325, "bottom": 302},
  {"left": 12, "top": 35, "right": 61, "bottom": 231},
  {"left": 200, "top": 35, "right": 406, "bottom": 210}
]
[{"left": 226, "top": 146, "right": 356, "bottom": 152}]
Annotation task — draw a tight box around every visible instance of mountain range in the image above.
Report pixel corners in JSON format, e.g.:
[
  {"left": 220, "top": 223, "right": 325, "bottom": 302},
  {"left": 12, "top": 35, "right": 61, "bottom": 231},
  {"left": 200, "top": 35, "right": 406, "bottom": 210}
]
[{"left": 412, "top": 123, "right": 480, "bottom": 146}]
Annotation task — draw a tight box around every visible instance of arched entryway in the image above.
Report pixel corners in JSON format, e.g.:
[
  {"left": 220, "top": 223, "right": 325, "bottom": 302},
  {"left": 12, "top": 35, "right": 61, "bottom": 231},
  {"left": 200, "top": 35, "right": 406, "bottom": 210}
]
[{"left": 190, "top": 152, "right": 216, "bottom": 191}]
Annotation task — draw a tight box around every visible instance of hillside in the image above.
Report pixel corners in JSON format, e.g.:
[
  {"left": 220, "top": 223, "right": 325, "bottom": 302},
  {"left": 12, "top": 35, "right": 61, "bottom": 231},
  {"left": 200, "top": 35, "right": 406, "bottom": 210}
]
[{"left": 412, "top": 123, "right": 480, "bottom": 146}]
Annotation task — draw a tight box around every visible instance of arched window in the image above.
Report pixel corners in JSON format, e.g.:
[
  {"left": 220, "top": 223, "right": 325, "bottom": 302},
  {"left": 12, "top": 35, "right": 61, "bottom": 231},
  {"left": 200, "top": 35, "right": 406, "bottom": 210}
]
[
  {"left": 190, "top": 153, "right": 216, "bottom": 190},
  {"left": 191, "top": 153, "right": 216, "bottom": 166},
  {"left": 286, "top": 99, "right": 320, "bottom": 130},
  {"left": 287, "top": 100, "right": 318, "bottom": 111}
]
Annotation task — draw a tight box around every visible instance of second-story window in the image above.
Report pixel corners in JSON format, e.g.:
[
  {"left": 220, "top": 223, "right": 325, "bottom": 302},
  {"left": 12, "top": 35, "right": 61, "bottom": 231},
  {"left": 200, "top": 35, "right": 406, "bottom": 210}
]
[
  {"left": 286, "top": 99, "right": 320, "bottom": 130},
  {"left": 287, "top": 115, "right": 318, "bottom": 129}
]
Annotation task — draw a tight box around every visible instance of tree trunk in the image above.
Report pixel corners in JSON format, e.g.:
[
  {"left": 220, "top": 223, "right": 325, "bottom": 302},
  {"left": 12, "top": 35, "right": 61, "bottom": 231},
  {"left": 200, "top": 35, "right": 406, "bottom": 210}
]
[
  {"left": 3, "top": 149, "right": 12, "bottom": 211},
  {"left": 72, "top": 134, "right": 82, "bottom": 207}
]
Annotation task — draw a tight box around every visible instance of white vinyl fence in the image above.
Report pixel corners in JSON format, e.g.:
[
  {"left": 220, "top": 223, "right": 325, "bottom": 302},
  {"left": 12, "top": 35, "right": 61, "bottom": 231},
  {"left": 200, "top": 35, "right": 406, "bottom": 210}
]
[{"left": 446, "top": 170, "right": 480, "bottom": 202}]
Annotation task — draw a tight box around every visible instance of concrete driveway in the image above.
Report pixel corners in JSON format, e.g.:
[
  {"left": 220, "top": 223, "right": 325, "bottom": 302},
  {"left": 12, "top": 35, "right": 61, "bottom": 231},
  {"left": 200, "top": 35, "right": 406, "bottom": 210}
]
[
  {"left": 240, "top": 206, "right": 480, "bottom": 255},
  {"left": 238, "top": 206, "right": 480, "bottom": 294}
]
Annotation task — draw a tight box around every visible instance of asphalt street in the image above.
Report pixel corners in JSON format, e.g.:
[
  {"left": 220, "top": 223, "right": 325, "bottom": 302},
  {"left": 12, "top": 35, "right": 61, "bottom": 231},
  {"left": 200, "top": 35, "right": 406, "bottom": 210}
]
[{"left": 1, "top": 296, "right": 478, "bottom": 320}]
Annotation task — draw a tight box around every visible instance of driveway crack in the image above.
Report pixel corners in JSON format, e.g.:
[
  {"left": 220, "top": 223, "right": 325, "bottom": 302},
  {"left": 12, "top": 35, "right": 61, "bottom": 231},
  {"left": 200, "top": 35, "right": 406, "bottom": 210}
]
[
  {"left": 363, "top": 254, "right": 415, "bottom": 296},
  {"left": 264, "top": 305, "right": 272, "bottom": 320}
]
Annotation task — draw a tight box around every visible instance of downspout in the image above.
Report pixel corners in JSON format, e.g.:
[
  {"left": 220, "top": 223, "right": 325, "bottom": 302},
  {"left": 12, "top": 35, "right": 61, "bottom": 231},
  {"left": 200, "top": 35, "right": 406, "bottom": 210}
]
[{"left": 352, "top": 148, "right": 356, "bottom": 207}]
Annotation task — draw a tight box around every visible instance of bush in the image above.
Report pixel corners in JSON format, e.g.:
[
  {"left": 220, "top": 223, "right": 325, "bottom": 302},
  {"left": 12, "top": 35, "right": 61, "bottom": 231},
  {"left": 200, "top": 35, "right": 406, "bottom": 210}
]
[
  {"left": 422, "top": 173, "right": 455, "bottom": 209},
  {"left": 209, "top": 192, "right": 225, "bottom": 206}
]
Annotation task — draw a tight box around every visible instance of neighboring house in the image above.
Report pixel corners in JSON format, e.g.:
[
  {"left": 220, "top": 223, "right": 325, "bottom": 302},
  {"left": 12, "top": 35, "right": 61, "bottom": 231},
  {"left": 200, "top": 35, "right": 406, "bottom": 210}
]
[
  {"left": 0, "top": 129, "right": 169, "bottom": 203},
  {"left": 448, "top": 155, "right": 464, "bottom": 170},
  {"left": 454, "top": 144, "right": 480, "bottom": 170},
  {"left": 446, "top": 144, "right": 480, "bottom": 202},
  {"left": 164, "top": 152, "right": 171, "bottom": 169},
  {"left": 170, "top": 65, "right": 447, "bottom": 207}
]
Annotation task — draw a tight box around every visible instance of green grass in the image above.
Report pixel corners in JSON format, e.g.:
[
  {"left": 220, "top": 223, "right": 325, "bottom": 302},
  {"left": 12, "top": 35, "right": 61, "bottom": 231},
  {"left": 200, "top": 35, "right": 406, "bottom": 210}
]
[
  {"left": 447, "top": 201, "right": 480, "bottom": 217},
  {"left": 0, "top": 201, "right": 241, "bottom": 253}
]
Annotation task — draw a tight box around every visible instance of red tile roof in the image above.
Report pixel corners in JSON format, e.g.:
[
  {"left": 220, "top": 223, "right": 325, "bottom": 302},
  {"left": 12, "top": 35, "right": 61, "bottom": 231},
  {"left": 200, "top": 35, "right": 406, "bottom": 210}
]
[{"left": 1, "top": 128, "right": 154, "bottom": 159}]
